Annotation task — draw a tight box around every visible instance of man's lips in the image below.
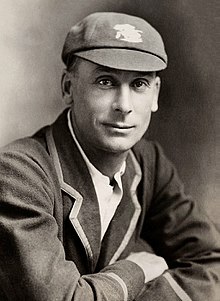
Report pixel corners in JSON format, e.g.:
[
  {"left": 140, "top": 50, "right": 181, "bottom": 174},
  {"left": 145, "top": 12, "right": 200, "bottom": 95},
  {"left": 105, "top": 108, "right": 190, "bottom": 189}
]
[{"left": 102, "top": 122, "right": 135, "bottom": 129}]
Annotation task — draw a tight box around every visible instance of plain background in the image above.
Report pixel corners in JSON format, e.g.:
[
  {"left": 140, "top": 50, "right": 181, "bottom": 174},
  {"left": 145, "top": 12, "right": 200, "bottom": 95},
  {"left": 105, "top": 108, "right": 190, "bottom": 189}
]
[{"left": 0, "top": 0, "right": 219, "bottom": 224}]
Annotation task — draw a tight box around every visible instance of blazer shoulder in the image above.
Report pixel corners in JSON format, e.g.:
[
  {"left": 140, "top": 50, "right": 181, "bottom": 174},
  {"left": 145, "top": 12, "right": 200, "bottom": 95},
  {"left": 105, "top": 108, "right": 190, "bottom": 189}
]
[
  {"left": 0, "top": 126, "right": 55, "bottom": 174},
  {"left": 132, "top": 138, "right": 164, "bottom": 163}
]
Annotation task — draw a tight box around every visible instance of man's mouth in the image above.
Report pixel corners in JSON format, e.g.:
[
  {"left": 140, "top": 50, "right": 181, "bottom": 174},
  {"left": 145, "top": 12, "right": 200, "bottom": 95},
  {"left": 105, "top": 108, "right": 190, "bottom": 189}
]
[
  {"left": 103, "top": 122, "right": 134, "bottom": 129},
  {"left": 102, "top": 122, "right": 135, "bottom": 135}
]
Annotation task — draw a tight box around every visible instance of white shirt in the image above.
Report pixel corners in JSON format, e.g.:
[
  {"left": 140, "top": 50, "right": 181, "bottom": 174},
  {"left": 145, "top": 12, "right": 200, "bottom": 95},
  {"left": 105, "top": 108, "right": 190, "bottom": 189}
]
[{"left": 67, "top": 109, "right": 126, "bottom": 240}]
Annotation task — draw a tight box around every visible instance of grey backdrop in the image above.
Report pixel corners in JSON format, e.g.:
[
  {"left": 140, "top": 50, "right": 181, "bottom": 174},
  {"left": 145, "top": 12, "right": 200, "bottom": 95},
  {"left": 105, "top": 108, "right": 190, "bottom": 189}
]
[{"left": 0, "top": 0, "right": 219, "bottom": 223}]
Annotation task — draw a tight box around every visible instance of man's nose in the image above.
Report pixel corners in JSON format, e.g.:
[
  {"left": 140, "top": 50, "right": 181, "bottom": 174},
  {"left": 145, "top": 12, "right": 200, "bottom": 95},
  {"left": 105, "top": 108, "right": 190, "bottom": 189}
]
[{"left": 112, "top": 85, "right": 133, "bottom": 114}]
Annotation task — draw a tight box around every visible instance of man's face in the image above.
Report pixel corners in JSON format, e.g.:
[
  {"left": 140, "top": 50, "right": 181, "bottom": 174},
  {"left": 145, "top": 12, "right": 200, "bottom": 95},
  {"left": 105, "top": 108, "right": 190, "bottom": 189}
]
[{"left": 66, "top": 59, "right": 160, "bottom": 154}]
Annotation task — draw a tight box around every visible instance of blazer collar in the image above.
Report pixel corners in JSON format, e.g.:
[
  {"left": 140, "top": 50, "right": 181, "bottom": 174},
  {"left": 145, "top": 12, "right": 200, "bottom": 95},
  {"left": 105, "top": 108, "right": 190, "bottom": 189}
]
[{"left": 46, "top": 110, "right": 142, "bottom": 271}]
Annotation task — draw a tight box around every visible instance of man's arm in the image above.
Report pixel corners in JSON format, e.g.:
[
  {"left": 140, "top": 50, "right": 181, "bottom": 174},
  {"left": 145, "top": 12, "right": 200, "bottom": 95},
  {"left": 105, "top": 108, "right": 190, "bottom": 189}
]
[
  {"left": 0, "top": 140, "right": 145, "bottom": 301},
  {"left": 133, "top": 141, "right": 220, "bottom": 301}
]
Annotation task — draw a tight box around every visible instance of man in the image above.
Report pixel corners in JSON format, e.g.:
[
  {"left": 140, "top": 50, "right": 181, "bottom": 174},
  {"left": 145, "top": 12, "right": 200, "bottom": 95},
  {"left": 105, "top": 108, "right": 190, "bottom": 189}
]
[{"left": 0, "top": 12, "right": 219, "bottom": 301}]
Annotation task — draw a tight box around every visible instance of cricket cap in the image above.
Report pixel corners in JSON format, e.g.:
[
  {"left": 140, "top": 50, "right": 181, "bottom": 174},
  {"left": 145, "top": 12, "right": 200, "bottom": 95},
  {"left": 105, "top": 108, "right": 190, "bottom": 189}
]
[{"left": 62, "top": 12, "right": 167, "bottom": 71}]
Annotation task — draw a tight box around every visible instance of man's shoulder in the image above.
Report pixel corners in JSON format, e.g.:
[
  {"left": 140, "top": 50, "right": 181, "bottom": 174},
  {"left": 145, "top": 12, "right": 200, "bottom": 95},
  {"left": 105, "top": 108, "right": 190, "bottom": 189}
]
[
  {"left": 0, "top": 109, "right": 68, "bottom": 157},
  {"left": 0, "top": 125, "right": 51, "bottom": 171},
  {"left": 132, "top": 138, "right": 163, "bottom": 161},
  {"left": 132, "top": 138, "right": 173, "bottom": 177},
  {"left": 1, "top": 127, "right": 46, "bottom": 155}
]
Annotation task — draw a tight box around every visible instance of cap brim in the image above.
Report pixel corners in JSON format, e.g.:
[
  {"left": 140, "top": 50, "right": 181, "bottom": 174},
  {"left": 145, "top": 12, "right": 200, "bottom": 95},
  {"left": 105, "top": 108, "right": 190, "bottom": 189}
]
[{"left": 74, "top": 48, "right": 167, "bottom": 72}]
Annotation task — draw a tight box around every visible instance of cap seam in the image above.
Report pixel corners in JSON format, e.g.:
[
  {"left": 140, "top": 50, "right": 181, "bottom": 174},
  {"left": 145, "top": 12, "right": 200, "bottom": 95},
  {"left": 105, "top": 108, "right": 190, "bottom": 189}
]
[{"left": 87, "top": 15, "right": 101, "bottom": 44}]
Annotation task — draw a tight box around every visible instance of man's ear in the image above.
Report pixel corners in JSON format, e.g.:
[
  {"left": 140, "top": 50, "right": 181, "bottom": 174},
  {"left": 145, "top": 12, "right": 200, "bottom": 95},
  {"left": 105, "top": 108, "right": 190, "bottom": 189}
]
[
  {"left": 61, "top": 69, "right": 73, "bottom": 105},
  {"left": 151, "top": 76, "right": 161, "bottom": 112}
]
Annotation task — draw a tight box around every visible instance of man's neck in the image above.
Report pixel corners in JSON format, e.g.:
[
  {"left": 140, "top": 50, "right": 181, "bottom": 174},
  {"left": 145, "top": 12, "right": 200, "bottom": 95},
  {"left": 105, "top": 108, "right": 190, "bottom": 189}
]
[{"left": 78, "top": 144, "right": 128, "bottom": 180}]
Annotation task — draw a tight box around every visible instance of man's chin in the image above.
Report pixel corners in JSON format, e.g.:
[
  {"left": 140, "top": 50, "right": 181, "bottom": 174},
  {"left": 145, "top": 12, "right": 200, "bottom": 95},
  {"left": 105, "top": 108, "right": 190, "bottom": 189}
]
[{"left": 100, "top": 139, "right": 139, "bottom": 154}]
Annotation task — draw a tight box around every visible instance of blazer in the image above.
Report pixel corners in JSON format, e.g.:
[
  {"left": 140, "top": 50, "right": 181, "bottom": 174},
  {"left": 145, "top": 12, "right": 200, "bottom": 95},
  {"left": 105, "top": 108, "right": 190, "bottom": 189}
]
[{"left": 0, "top": 109, "right": 219, "bottom": 301}]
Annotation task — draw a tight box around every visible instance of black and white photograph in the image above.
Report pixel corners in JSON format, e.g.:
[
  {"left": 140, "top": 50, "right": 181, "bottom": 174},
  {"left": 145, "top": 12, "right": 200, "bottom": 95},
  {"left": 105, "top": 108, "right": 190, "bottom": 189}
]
[{"left": 0, "top": 1, "right": 219, "bottom": 300}]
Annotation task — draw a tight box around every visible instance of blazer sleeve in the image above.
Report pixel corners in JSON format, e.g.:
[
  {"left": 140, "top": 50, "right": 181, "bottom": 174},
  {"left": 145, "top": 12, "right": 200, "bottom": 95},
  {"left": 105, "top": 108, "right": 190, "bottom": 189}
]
[
  {"left": 0, "top": 139, "right": 145, "bottom": 301},
  {"left": 136, "top": 142, "right": 220, "bottom": 301}
]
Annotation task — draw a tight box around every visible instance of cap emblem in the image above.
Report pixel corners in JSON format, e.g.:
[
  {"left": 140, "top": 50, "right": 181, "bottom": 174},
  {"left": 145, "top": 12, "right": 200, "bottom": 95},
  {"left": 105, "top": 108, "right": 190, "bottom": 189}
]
[{"left": 113, "top": 24, "right": 143, "bottom": 43}]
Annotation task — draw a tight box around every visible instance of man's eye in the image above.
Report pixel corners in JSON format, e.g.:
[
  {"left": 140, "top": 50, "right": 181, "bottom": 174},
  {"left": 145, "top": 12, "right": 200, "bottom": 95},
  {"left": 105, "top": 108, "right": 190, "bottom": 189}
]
[
  {"left": 98, "top": 79, "right": 113, "bottom": 86},
  {"left": 133, "top": 80, "right": 150, "bottom": 90}
]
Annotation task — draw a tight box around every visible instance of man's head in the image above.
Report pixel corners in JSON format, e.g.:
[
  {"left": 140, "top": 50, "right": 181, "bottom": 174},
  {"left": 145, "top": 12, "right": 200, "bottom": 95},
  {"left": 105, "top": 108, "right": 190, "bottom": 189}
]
[{"left": 61, "top": 12, "right": 167, "bottom": 155}]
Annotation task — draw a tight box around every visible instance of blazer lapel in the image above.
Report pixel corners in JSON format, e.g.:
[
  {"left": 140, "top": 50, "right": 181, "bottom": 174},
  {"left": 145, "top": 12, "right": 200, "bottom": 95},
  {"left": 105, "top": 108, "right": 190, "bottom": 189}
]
[{"left": 46, "top": 111, "right": 101, "bottom": 271}]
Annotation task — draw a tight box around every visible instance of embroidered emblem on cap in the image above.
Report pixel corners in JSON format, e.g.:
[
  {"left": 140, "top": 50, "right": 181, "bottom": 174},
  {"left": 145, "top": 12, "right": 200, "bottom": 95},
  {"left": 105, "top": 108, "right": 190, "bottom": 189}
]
[{"left": 114, "top": 24, "right": 143, "bottom": 43}]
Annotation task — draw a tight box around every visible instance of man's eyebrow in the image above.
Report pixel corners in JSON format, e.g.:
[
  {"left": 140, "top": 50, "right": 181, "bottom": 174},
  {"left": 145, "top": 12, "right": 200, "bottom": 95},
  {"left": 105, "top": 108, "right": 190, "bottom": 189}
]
[
  {"left": 93, "top": 65, "right": 155, "bottom": 77},
  {"left": 93, "top": 65, "right": 121, "bottom": 74}
]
